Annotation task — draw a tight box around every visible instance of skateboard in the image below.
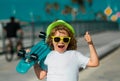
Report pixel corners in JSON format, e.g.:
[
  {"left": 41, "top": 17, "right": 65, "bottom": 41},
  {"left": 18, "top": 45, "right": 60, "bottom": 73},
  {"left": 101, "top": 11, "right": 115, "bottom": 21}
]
[{"left": 16, "top": 32, "right": 51, "bottom": 74}]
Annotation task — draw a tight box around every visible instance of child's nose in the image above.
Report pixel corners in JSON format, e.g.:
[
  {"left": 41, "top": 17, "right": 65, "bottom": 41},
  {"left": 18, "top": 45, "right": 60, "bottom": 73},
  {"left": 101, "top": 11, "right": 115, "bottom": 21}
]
[{"left": 59, "top": 39, "right": 64, "bottom": 43}]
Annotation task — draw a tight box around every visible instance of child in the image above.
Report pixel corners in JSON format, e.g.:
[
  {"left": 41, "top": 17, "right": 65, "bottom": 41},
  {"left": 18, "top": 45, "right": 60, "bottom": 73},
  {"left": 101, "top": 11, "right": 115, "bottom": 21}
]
[{"left": 34, "top": 20, "right": 99, "bottom": 81}]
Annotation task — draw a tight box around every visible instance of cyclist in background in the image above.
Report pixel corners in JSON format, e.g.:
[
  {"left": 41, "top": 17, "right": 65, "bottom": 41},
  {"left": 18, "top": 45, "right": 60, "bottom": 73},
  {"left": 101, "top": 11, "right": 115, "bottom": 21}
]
[{"left": 4, "top": 16, "right": 24, "bottom": 59}]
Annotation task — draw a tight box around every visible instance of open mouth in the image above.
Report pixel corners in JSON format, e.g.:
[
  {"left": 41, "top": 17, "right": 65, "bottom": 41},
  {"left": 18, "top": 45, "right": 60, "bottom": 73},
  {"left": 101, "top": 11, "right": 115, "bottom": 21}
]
[{"left": 58, "top": 45, "right": 65, "bottom": 48}]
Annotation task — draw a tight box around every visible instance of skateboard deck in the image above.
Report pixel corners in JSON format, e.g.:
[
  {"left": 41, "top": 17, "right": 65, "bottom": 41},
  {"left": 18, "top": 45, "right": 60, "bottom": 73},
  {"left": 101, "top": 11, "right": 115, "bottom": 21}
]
[{"left": 16, "top": 32, "right": 51, "bottom": 74}]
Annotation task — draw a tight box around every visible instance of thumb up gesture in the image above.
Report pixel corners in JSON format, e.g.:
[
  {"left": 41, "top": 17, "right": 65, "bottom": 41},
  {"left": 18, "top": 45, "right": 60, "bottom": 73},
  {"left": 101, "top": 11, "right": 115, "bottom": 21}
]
[{"left": 84, "top": 31, "right": 93, "bottom": 44}]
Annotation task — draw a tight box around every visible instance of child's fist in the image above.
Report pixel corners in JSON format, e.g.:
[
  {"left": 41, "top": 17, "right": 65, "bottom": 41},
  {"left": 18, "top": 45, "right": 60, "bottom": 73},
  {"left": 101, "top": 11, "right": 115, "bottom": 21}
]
[{"left": 26, "top": 49, "right": 31, "bottom": 53}]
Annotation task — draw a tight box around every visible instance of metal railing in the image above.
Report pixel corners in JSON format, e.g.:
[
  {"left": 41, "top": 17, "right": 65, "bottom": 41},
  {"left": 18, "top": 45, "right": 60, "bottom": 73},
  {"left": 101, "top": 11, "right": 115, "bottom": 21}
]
[{"left": 0, "top": 21, "right": 119, "bottom": 54}]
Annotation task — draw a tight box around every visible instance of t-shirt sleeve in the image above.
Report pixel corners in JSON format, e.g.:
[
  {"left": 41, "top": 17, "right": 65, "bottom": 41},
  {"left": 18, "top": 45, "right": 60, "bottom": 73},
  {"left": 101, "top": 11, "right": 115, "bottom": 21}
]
[{"left": 76, "top": 52, "right": 89, "bottom": 69}]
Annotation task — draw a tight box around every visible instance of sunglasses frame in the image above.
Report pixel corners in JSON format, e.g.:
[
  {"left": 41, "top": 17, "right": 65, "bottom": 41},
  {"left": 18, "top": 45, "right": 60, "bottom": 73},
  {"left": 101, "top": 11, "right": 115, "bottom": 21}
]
[{"left": 51, "top": 36, "right": 71, "bottom": 43}]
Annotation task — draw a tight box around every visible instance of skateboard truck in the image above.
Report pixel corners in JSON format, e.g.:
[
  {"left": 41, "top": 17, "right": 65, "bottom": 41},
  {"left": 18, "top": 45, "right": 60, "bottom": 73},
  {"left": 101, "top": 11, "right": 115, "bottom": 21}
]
[
  {"left": 18, "top": 49, "right": 26, "bottom": 57},
  {"left": 24, "top": 53, "right": 38, "bottom": 63},
  {"left": 18, "top": 49, "right": 38, "bottom": 63},
  {"left": 30, "top": 54, "right": 38, "bottom": 61},
  {"left": 39, "top": 32, "right": 46, "bottom": 39}
]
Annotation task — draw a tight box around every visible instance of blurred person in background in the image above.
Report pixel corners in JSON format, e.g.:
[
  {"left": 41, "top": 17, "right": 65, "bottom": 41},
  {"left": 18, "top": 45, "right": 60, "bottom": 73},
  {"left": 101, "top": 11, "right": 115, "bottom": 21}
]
[{"left": 3, "top": 16, "right": 24, "bottom": 58}]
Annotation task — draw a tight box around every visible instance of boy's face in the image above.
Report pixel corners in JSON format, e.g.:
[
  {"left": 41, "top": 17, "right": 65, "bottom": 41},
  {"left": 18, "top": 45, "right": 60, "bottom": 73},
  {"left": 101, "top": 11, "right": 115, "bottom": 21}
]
[{"left": 52, "top": 30, "right": 70, "bottom": 53}]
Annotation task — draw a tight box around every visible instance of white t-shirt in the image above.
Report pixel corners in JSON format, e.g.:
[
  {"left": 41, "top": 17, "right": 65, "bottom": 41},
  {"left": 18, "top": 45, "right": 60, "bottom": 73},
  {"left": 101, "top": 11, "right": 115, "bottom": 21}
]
[{"left": 44, "top": 50, "right": 89, "bottom": 81}]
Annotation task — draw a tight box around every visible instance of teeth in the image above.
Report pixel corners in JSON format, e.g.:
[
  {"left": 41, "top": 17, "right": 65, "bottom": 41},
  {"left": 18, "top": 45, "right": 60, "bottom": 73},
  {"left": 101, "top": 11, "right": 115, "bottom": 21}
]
[{"left": 58, "top": 45, "right": 64, "bottom": 48}]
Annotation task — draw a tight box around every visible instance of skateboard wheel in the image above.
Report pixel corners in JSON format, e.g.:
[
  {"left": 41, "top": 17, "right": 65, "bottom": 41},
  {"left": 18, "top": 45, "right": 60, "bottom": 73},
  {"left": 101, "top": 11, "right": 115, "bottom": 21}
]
[
  {"left": 30, "top": 54, "right": 38, "bottom": 60},
  {"left": 39, "top": 32, "right": 46, "bottom": 38},
  {"left": 18, "top": 49, "right": 26, "bottom": 57}
]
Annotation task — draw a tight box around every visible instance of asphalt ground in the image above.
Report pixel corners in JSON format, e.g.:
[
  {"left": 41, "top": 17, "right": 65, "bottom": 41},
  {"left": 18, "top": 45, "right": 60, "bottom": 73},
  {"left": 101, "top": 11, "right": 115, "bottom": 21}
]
[
  {"left": 79, "top": 46, "right": 120, "bottom": 81},
  {"left": 0, "top": 31, "right": 120, "bottom": 81}
]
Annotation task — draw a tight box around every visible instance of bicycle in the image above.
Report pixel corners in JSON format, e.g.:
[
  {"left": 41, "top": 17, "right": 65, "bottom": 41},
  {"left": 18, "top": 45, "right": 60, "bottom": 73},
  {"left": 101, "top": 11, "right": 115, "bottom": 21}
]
[{"left": 5, "top": 38, "right": 23, "bottom": 62}]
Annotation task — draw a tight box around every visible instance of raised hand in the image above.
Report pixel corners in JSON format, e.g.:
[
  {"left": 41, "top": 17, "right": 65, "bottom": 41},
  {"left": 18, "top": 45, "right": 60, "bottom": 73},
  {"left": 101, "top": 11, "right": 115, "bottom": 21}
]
[{"left": 84, "top": 31, "right": 93, "bottom": 44}]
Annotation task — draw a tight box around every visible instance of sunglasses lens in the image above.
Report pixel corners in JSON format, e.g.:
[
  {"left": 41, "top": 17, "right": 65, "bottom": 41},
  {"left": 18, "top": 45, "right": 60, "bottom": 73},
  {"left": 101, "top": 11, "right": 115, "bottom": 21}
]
[
  {"left": 52, "top": 36, "right": 71, "bottom": 43},
  {"left": 54, "top": 37, "right": 60, "bottom": 42},
  {"left": 63, "top": 38, "right": 70, "bottom": 43}
]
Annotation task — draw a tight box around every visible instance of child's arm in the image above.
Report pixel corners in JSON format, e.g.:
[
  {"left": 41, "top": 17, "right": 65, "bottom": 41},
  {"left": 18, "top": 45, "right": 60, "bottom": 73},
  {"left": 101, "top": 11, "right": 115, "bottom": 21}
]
[
  {"left": 84, "top": 32, "right": 99, "bottom": 67},
  {"left": 34, "top": 64, "right": 47, "bottom": 80},
  {"left": 25, "top": 49, "right": 47, "bottom": 79}
]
